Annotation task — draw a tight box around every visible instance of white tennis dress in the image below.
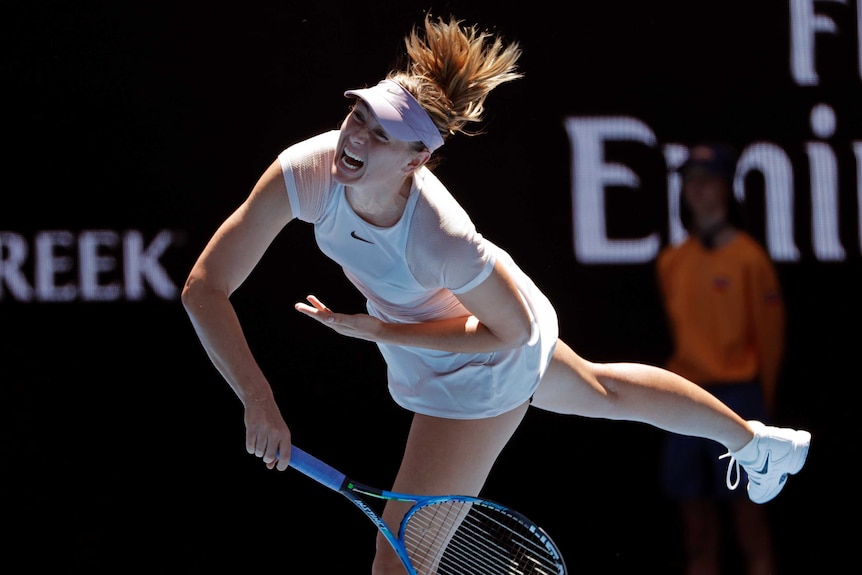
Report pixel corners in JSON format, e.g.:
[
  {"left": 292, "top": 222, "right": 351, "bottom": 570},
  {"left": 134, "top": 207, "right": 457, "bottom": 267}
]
[{"left": 279, "top": 131, "right": 558, "bottom": 419}]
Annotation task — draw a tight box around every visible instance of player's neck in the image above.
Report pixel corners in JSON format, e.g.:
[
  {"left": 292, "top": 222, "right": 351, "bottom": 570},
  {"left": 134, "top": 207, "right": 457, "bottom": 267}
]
[{"left": 346, "top": 177, "right": 412, "bottom": 227}]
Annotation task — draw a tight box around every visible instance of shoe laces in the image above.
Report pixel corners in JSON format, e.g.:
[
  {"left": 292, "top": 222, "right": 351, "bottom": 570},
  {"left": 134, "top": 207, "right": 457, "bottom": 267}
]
[{"left": 719, "top": 451, "right": 741, "bottom": 490}]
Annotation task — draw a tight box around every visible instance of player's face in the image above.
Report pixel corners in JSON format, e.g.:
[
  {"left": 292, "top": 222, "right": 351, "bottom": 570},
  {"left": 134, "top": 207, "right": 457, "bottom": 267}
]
[{"left": 332, "top": 101, "right": 421, "bottom": 189}]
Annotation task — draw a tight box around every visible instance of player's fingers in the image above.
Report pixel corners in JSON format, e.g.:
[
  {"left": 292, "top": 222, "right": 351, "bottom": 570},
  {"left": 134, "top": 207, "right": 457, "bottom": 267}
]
[
  {"left": 295, "top": 300, "right": 336, "bottom": 325},
  {"left": 275, "top": 445, "right": 291, "bottom": 471},
  {"left": 246, "top": 431, "right": 266, "bottom": 458},
  {"left": 262, "top": 444, "right": 279, "bottom": 464},
  {"left": 276, "top": 457, "right": 290, "bottom": 471},
  {"left": 264, "top": 444, "right": 289, "bottom": 471},
  {"left": 305, "top": 294, "right": 330, "bottom": 311}
]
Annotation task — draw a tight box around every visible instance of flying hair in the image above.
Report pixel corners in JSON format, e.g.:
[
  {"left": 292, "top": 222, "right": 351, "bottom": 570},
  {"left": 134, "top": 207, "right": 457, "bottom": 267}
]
[{"left": 387, "top": 14, "right": 523, "bottom": 146}]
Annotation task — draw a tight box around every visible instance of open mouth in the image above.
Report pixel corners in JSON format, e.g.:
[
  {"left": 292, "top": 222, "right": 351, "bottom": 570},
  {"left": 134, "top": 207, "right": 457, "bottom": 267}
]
[{"left": 342, "top": 148, "right": 364, "bottom": 171}]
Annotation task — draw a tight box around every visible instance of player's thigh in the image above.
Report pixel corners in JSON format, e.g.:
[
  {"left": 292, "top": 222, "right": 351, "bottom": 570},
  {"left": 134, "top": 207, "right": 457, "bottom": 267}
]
[
  {"left": 378, "top": 403, "right": 529, "bottom": 540},
  {"left": 392, "top": 402, "right": 530, "bottom": 497},
  {"left": 531, "top": 339, "right": 608, "bottom": 414}
]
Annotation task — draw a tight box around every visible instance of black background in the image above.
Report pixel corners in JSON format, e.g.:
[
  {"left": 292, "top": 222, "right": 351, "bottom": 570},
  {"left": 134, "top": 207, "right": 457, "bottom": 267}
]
[{"left": 3, "top": 1, "right": 859, "bottom": 573}]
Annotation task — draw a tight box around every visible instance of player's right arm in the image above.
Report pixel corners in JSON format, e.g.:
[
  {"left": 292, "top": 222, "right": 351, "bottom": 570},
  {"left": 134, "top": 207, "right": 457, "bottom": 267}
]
[{"left": 182, "top": 157, "right": 295, "bottom": 470}]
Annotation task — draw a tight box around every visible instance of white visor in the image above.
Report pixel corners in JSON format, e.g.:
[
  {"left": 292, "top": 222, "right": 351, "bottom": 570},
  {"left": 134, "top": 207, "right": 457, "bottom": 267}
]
[{"left": 344, "top": 80, "right": 444, "bottom": 152}]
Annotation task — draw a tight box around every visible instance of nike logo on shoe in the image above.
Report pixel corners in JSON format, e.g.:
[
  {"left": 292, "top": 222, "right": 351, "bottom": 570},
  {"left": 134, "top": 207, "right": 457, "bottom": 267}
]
[
  {"left": 351, "top": 231, "right": 374, "bottom": 244},
  {"left": 754, "top": 452, "right": 770, "bottom": 475}
]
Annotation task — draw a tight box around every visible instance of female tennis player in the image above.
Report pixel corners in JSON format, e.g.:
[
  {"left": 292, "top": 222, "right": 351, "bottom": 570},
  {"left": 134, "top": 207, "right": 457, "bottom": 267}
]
[{"left": 182, "top": 14, "right": 810, "bottom": 574}]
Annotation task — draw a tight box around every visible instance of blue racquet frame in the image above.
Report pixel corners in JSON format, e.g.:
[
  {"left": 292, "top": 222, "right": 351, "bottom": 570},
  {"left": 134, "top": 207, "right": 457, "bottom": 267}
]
[{"left": 287, "top": 445, "right": 567, "bottom": 575}]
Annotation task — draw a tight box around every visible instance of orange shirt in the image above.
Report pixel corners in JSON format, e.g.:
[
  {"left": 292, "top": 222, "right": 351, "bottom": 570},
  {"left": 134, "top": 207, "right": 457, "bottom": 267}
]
[{"left": 656, "top": 232, "right": 785, "bottom": 408}]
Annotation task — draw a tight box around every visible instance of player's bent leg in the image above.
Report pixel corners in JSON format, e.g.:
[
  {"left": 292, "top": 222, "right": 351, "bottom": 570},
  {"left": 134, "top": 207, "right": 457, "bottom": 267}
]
[
  {"left": 533, "top": 339, "right": 811, "bottom": 504},
  {"left": 371, "top": 402, "right": 531, "bottom": 575},
  {"left": 531, "top": 339, "right": 753, "bottom": 451}
]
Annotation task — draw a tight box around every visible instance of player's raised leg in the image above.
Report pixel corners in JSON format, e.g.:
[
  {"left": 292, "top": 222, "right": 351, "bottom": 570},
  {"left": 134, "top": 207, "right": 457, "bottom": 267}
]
[
  {"left": 533, "top": 339, "right": 752, "bottom": 448},
  {"left": 532, "top": 339, "right": 809, "bottom": 503}
]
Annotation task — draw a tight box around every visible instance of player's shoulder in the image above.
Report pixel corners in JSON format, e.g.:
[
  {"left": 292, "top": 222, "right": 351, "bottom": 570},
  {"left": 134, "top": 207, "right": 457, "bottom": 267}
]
[
  {"left": 412, "top": 169, "right": 472, "bottom": 225},
  {"left": 281, "top": 130, "right": 339, "bottom": 159}
]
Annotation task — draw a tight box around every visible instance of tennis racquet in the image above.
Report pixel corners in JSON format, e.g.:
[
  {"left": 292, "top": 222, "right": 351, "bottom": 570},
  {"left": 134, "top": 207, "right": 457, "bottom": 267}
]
[{"left": 287, "top": 445, "right": 567, "bottom": 575}]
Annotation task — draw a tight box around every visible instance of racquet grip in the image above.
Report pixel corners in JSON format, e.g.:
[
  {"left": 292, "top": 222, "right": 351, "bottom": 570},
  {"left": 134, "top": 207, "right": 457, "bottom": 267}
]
[{"left": 287, "top": 446, "right": 347, "bottom": 491}]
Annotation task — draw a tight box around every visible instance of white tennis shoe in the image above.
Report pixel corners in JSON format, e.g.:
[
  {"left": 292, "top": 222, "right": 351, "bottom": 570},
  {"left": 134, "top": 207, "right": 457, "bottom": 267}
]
[{"left": 720, "top": 420, "right": 811, "bottom": 504}]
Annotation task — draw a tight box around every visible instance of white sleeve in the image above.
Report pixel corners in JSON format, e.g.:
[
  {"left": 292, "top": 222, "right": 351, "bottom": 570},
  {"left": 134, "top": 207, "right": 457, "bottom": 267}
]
[{"left": 277, "top": 131, "right": 338, "bottom": 223}]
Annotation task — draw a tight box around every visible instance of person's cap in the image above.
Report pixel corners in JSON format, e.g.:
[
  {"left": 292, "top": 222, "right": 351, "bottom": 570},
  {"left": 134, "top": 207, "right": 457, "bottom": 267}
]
[
  {"left": 680, "top": 142, "right": 737, "bottom": 182},
  {"left": 344, "top": 80, "right": 445, "bottom": 152}
]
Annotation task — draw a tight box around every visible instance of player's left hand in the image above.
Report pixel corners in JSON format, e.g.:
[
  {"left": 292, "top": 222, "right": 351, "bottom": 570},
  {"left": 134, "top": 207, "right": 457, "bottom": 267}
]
[{"left": 295, "top": 294, "right": 384, "bottom": 342}]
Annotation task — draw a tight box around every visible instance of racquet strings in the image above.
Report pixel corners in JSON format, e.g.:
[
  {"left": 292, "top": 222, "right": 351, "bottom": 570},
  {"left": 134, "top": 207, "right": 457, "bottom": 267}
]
[{"left": 403, "top": 500, "right": 564, "bottom": 575}]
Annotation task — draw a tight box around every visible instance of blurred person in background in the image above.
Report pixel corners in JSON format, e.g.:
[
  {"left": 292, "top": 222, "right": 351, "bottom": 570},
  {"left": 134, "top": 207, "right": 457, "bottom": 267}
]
[{"left": 657, "top": 143, "right": 784, "bottom": 575}]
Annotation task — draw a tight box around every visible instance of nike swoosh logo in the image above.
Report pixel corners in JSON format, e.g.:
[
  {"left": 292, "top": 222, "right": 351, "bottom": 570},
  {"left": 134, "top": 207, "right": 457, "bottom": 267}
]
[
  {"left": 351, "top": 230, "right": 374, "bottom": 244},
  {"left": 754, "top": 452, "right": 770, "bottom": 475}
]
